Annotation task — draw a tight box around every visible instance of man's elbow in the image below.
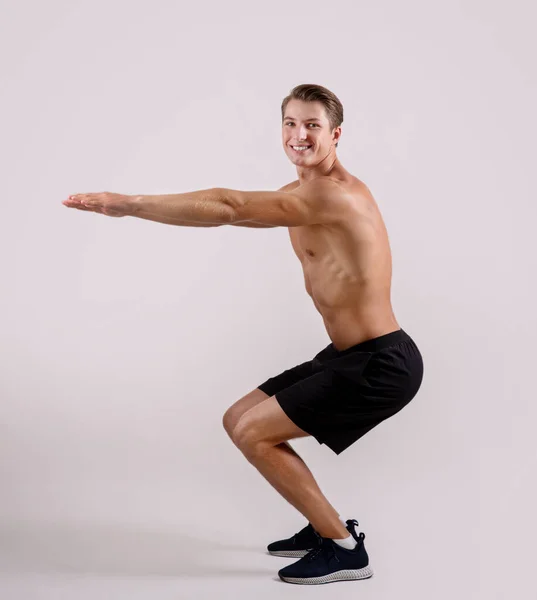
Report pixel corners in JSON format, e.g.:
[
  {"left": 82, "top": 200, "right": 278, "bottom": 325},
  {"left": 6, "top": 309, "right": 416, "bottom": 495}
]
[{"left": 216, "top": 188, "right": 244, "bottom": 225}]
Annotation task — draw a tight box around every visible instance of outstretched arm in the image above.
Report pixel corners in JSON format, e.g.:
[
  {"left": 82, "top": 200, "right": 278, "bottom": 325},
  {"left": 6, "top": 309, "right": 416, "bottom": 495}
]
[
  {"left": 64, "top": 180, "right": 349, "bottom": 227},
  {"left": 64, "top": 190, "right": 277, "bottom": 227},
  {"left": 64, "top": 188, "right": 277, "bottom": 227}
]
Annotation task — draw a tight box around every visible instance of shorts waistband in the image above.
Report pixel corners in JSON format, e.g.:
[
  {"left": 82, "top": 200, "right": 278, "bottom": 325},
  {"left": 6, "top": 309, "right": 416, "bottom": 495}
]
[{"left": 333, "top": 328, "right": 411, "bottom": 355}]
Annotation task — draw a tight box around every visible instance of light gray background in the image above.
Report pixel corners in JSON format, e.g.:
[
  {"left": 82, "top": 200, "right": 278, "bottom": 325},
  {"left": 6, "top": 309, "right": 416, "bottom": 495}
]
[{"left": 1, "top": 0, "right": 535, "bottom": 598}]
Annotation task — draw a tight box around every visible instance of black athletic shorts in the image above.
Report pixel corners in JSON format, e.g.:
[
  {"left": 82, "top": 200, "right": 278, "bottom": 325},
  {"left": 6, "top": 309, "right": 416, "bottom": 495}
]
[{"left": 257, "top": 328, "right": 423, "bottom": 455}]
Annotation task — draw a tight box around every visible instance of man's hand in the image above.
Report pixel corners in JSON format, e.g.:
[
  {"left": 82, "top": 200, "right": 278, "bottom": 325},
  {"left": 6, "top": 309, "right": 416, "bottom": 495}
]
[{"left": 63, "top": 192, "right": 136, "bottom": 218}]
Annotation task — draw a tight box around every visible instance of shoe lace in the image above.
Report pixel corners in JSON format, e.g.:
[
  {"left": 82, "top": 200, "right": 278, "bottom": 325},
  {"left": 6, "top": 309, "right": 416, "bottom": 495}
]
[{"left": 305, "top": 533, "right": 339, "bottom": 563}]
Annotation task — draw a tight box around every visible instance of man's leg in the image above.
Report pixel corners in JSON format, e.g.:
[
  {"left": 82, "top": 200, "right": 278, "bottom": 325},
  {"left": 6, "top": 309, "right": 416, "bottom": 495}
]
[{"left": 227, "top": 394, "right": 349, "bottom": 540}]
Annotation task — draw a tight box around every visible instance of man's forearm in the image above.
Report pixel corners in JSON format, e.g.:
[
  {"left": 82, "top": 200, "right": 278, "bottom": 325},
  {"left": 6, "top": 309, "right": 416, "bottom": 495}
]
[
  {"left": 133, "top": 212, "right": 222, "bottom": 227},
  {"left": 131, "top": 188, "right": 236, "bottom": 226}
]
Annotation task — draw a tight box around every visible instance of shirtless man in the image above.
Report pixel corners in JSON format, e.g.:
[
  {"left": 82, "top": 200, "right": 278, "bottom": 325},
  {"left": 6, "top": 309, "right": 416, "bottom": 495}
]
[{"left": 63, "top": 84, "right": 424, "bottom": 585}]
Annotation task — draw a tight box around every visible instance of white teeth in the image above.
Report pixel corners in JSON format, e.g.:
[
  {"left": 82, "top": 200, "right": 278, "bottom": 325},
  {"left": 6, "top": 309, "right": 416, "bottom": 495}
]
[{"left": 292, "top": 146, "right": 311, "bottom": 151}]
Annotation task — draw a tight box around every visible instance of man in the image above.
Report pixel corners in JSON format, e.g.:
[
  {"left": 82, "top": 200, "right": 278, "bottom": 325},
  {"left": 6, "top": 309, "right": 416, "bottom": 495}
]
[{"left": 63, "top": 84, "right": 424, "bottom": 585}]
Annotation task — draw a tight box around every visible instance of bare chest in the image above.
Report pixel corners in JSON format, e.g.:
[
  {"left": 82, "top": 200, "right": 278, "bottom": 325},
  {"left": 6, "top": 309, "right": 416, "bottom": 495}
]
[{"left": 289, "top": 225, "right": 330, "bottom": 262}]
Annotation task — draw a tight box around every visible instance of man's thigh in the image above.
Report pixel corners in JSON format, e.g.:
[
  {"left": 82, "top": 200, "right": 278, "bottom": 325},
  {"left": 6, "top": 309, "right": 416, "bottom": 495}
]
[{"left": 223, "top": 354, "right": 317, "bottom": 438}]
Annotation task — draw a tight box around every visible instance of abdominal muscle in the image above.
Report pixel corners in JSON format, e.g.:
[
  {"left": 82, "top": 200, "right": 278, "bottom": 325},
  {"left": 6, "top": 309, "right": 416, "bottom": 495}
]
[{"left": 307, "top": 274, "right": 399, "bottom": 351}]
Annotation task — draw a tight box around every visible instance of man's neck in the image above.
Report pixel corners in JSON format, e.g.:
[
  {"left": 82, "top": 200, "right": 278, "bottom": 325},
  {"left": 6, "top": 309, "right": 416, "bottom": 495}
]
[{"left": 297, "top": 154, "right": 344, "bottom": 185}]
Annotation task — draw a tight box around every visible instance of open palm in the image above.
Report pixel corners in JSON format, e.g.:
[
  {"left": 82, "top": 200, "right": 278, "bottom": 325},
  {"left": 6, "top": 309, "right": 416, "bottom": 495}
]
[{"left": 63, "top": 192, "right": 134, "bottom": 217}]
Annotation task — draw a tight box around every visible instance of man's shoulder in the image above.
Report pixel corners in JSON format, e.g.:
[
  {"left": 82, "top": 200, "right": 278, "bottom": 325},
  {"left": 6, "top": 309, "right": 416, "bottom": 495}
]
[
  {"left": 277, "top": 176, "right": 372, "bottom": 214},
  {"left": 300, "top": 177, "right": 366, "bottom": 205}
]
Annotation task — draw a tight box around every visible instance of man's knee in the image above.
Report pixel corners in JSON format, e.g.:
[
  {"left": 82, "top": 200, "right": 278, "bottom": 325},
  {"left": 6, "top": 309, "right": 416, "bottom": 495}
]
[
  {"left": 222, "top": 406, "right": 237, "bottom": 437},
  {"left": 222, "top": 388, "right": 270, "bottom": 437},
  {"left": 231, "top": 417, "right": 269, "bottom": 458}
]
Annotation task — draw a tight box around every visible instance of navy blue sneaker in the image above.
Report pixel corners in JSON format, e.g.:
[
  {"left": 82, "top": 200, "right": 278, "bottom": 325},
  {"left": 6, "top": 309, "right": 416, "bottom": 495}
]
[
  {"left": 278, "top": 519, "right": 374, "bottom": 585},
  {"left": 267, "top": 522, "right": 321, "bottom": 558}
]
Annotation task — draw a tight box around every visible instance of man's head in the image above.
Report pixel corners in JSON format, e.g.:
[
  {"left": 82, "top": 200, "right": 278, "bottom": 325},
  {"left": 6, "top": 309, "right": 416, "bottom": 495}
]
[{"left": 281, "top": 84, "right": 343, "bottom": 167}]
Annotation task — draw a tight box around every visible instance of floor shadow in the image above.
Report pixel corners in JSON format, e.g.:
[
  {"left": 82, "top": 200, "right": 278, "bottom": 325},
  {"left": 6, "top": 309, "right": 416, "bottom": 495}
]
[{"left": 0, "top": 520, "right": 278, "bottom": 578}]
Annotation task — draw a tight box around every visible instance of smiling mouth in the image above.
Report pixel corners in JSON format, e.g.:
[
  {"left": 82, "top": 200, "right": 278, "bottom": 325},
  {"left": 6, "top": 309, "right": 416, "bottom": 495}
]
[{"left": 290, "top": 145, "right": 313, "bottom": 152}]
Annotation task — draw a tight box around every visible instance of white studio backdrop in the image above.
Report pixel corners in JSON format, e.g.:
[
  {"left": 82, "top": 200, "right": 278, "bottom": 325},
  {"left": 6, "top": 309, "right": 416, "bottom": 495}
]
[{"left": 0, "top": 0, "right": 535, "bottom": 599}]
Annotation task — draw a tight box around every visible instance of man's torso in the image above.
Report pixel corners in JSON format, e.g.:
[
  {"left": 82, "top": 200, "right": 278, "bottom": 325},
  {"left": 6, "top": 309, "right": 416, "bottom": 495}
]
[{"left": 281, "top": 175, "right": 400, "bottom": 350}]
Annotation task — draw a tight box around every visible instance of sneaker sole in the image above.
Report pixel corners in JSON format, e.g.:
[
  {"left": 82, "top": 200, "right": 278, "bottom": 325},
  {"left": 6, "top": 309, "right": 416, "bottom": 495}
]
[
  {"left": 268, "top": 549, "right": 310, "bottom": 558},
  {"left": 279, "top": 564, "right": 374, "bottom": 585}
]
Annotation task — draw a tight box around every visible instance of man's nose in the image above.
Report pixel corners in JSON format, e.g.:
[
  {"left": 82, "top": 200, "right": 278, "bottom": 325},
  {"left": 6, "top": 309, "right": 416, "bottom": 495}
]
[{"left": 297, "top": 126, "right": 308, "bottom": 140}]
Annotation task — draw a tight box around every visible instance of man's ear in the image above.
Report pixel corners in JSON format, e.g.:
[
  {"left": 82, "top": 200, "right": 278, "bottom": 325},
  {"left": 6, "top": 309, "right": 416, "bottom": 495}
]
[{"left": 333, "top": 127, "right": 342, "bottom": 146}]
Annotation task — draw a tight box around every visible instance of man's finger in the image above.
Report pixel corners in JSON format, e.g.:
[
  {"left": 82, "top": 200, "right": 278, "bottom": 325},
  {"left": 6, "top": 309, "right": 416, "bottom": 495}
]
[{"left": 64, "top": 201, "right": 100, "bottom": 213}]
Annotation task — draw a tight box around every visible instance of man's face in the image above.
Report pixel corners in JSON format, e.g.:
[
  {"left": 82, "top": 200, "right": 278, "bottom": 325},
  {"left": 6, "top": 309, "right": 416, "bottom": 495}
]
[{"left": 282, "top": 99, "right": 339, "bottom": 165}]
